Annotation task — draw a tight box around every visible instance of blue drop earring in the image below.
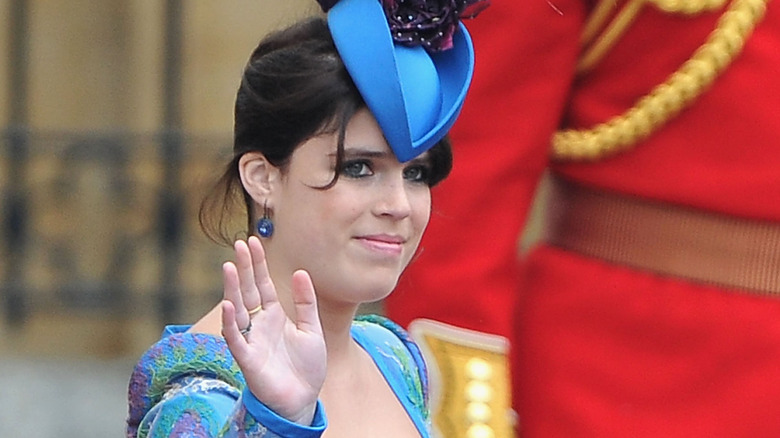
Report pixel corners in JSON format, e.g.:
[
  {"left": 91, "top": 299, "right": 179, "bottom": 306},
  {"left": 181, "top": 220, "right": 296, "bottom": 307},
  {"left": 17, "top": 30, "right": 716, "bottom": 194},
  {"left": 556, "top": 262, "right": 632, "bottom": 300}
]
[{"left": 256, "top": 201, "right": 274, "bottom": 238}]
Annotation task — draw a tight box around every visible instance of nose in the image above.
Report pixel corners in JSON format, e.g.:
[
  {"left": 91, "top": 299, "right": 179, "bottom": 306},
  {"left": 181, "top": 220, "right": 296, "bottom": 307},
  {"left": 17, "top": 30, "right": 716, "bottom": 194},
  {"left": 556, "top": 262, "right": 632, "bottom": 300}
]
[{"left": 373, "top": 175, "right": 412, "bottom": 219}]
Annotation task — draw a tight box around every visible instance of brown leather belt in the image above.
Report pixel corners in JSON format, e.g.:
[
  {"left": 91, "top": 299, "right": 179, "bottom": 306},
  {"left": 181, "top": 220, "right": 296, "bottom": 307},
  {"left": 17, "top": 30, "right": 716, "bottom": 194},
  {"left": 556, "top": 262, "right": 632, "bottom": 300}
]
[{"left": 543, "top": 175, "right": 780, "bottom": 296}]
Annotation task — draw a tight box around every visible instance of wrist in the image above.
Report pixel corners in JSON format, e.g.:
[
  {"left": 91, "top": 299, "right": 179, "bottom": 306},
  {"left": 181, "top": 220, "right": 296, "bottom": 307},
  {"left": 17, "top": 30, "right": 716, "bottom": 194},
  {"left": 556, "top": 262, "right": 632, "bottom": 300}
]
[
  {"left": 287, "top": 402, "right": 319, "bottom": 426},
  {"left": 241, "top": 388, "right": 327, "bottom": 436}
]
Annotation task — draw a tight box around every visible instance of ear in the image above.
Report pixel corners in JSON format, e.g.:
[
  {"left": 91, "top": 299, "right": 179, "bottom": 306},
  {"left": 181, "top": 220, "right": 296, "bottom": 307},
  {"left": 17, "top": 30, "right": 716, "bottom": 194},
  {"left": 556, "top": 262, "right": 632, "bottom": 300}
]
[{"left": 238, "top": 152, "right": 281, "bottom": 205}]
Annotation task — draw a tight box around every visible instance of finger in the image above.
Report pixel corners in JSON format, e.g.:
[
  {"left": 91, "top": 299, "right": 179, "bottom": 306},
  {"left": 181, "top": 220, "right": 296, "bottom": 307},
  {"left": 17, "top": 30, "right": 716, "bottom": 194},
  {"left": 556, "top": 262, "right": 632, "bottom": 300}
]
[
  {"left": 290, "top": 270, "right": 322, "bottom": 335},
  {"left": 221, "top": 300, "right": 251, "bottom": 359},
  {"left": 247, "top": 236, "right": 279, "bottom": 308},
  {"left": 234, "top": 240, "right": 259, "bottom": 320},
  {"left": 223, "top": 261, "right": 249, "bottom": 331}
]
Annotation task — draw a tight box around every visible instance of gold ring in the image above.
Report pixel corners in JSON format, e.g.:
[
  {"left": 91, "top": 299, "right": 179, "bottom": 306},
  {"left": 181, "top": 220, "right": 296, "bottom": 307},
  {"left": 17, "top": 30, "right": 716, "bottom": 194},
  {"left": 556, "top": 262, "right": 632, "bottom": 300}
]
[{"left": 247, "top": 304, "right": 263, "bottom": 316}]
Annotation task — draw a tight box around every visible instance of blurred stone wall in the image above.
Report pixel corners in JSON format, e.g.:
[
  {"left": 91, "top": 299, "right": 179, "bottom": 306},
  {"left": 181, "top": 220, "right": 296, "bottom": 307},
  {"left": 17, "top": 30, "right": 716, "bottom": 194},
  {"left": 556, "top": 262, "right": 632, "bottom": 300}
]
[
  {"left": 0, "top": 0, "right": 318, "bottom": 360},
  {"left": 3, "top": 0, "right": 318, "bottom": 133}
]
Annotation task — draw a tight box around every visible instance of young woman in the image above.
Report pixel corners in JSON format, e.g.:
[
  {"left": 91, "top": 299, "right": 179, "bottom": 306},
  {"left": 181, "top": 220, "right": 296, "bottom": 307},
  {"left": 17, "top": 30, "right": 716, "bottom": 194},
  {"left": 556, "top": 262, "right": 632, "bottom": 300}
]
[{"left": 126, "top": 0, "right": 485, "bottom": 436}]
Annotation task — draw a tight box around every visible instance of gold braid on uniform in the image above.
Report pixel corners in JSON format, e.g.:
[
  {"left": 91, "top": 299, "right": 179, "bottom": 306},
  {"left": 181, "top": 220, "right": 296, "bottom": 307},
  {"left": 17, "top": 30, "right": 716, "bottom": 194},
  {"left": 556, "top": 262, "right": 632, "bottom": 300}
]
[
  {"left": 552, "top": 0, "right": 769, "bottom": 161},
  {"left": 650, "top": 0, "right": 728, "bottom": 14}
]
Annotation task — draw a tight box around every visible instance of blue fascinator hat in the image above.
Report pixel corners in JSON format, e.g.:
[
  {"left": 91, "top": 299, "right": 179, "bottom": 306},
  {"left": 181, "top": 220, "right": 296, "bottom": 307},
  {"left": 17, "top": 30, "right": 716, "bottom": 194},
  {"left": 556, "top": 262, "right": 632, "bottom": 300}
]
[{"left": 321, "top": 0, "right": 488, "bottom": 162}]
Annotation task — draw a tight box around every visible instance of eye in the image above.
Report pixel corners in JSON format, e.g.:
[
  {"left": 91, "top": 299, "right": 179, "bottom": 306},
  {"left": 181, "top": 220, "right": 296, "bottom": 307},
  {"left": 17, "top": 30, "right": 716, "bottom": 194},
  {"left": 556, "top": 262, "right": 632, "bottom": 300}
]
[
  {"left": 403, "top": 164, "right": 431, "bottom": 184},
  {"left": 340, "top": 160, "right": 373, "bottom": 178}
]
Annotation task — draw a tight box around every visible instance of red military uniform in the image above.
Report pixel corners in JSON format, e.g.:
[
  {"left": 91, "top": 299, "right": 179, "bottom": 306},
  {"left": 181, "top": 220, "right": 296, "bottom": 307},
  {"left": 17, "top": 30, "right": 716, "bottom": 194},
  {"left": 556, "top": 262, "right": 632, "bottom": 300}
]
[{"left": 387, "top": 0, "right": 780, "bottom": 436}]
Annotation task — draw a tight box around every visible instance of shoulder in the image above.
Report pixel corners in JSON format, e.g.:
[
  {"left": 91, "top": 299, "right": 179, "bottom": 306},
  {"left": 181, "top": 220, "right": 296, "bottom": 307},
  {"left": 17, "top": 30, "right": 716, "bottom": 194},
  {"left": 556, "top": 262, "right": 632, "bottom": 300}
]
[{"left": 127, "top": 328, "right": 246, "bottom": 437}]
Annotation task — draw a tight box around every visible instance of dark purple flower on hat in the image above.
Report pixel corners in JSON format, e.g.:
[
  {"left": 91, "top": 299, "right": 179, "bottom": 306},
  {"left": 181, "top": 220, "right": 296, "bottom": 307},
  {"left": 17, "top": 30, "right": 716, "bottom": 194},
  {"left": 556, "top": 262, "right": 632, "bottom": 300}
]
[
  {"left": 315, "top": 0, "right": 340, "bottom": 12},
  {"left": 382, "top": 0, "right": 490, "bottom": 52}
]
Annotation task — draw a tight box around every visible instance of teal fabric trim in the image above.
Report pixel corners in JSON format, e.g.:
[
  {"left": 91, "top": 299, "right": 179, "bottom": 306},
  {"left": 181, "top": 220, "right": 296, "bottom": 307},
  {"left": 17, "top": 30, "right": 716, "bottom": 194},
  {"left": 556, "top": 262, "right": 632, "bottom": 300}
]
[{"left": 352, "top": 314, "right": 430, "bottom": 435}]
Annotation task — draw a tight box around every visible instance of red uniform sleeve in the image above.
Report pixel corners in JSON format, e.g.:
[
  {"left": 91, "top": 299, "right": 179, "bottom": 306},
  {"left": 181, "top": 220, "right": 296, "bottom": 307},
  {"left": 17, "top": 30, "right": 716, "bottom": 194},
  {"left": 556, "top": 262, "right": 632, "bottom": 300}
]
[{"left": 386, "top": 0, "right": 588, "bottom": 337}]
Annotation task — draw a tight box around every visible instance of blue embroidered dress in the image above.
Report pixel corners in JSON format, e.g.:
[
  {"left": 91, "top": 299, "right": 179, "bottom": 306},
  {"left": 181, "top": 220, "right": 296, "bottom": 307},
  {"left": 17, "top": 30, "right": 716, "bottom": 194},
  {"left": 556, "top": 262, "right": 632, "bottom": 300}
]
[{"left": 126, "top": 314, "right": 430, "bottom": 437}]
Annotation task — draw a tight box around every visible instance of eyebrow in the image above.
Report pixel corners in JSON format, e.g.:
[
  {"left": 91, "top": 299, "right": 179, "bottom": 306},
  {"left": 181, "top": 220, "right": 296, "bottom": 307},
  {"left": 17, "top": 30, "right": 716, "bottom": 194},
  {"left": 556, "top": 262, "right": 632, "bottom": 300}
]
[
  {"left": 328, "top": 147, "right": 431, "bottom": 165},
  {"left": 326, "top": 147, "right": 390, "bottom": 161},
  {"left": 340, "top": 148, "right": 389, "bottom": 159}
]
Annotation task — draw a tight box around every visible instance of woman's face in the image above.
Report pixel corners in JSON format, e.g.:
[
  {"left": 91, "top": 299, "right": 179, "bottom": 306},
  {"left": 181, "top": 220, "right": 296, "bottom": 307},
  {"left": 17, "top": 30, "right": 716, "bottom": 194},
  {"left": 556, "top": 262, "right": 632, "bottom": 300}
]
[{"left": 265, "top": 108, "right": 433, "bottom": 306}]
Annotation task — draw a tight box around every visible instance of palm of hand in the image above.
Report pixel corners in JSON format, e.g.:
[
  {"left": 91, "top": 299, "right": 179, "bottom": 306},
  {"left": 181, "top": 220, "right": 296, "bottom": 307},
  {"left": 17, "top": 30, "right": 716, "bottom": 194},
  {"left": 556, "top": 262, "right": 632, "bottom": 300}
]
[{"left": 237, "top": 298, "right": 327, "bottom": 417}]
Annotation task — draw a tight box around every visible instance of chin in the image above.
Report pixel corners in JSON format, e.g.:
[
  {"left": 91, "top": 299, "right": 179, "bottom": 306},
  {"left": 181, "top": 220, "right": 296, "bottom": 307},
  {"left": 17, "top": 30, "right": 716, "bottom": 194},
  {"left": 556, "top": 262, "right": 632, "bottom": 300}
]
[{"left": 352, "top": 278, "right": 399, "bottom": 304}]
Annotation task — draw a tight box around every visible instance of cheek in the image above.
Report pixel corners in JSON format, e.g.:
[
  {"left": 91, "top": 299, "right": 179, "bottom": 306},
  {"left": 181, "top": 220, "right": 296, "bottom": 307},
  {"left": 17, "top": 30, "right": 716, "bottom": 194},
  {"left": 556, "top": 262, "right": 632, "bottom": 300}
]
[
  {"left": 412, "top": 192, "right": 432, "bottom": 232},
  {"left": 326, "top": 188, "right": 372, "bottom": 219},
  {"left": 285, "top": 191, "right": 362, "bottom": 237},
  {"left": 274, "top": 190, "right": 323, "bottom": 239}
]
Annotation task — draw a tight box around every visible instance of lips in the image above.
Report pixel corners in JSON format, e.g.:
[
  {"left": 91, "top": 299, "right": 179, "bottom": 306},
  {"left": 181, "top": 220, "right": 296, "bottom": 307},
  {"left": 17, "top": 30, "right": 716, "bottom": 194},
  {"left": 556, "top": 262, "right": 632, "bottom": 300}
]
[
  {"left": 360, "top": 234, "right": 405, "bottom": 244},
  {"left": 355, "top": 234, "right": 406, "bottom": 255}
]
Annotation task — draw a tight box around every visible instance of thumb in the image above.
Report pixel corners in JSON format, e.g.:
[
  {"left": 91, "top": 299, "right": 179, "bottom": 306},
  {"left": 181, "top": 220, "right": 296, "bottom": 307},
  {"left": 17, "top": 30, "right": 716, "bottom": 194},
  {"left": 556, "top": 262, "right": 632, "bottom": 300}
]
[{"left": 290, "top": 270, "right": 322, "bottom": 335}]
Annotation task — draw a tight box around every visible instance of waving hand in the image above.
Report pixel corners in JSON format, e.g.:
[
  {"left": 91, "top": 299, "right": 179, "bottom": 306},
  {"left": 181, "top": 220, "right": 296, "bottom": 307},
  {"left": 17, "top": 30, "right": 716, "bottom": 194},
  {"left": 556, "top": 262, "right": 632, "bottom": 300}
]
[{"left": 221, "top": 236, "right": 327, "bottom": 426}]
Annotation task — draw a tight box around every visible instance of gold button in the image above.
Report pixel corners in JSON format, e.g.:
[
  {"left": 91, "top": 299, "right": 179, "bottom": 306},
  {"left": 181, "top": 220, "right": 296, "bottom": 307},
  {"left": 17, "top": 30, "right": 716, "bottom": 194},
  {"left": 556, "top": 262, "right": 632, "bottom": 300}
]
[
  {"left": 466, "top": 423, "right": 495, "bottom": 438},
  {"left": 465, "top": 381, "right": 493, "bottom": 403},
  {"left": 466, "top": 401, "right": 492, "bottom": 423},
  {"left": 466, "top": 357, "right": 493, "bottom": 381}
]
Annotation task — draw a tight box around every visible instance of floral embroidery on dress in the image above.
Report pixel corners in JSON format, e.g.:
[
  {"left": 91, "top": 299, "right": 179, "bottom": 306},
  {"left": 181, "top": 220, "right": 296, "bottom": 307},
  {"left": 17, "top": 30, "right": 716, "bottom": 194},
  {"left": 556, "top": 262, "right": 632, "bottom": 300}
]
[
  {"left": 127, "top": 332, "right": 246, "bottom": 438},
  {"left": 354, "top": 314, "right": 430, "bottom": 424},
  {"left": 149, "top": 390, "right": 221, "bottom": 437},
  {"left": 219, "top": 396, "right": 270, "bottom": 438}
]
